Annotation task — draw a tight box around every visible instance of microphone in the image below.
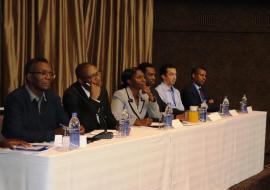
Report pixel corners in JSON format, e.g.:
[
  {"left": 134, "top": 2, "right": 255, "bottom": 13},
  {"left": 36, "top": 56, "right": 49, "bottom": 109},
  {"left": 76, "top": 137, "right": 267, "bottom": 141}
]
[
  {"left": 87, "top": 131, "right": 113, "bottom": 143},
  {"left": 87, "top": 103, "right": 113, "bottom": 143},
  {"left": 97, "top": 104, "right": 107, "bottom": 131}
]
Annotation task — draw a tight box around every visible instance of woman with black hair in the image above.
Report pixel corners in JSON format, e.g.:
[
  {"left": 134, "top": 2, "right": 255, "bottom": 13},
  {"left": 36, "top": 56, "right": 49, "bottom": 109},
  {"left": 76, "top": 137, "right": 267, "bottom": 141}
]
[{"left": 111, "top": 67, "right": 160, "bottom": 126}]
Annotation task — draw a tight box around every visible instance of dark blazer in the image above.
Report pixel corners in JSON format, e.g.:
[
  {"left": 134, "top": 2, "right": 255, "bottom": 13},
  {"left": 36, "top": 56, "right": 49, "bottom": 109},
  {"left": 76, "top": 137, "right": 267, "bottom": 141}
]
[
  {"left": 63, "top": 82, "right": 117, "bottom": 132},
  {"left": 151, "top": 87, "right": 184, "bottom": 116},
  {"left": 181, "top": 83, "right": 218, "bottom": 112},
  {"left": 1, "top": 86, "right": 69, "bottom": 142}
]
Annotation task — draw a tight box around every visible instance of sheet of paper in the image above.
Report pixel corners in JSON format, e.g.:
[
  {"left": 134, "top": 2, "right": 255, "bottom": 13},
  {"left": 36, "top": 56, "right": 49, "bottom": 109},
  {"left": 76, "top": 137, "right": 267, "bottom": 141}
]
[
  {"left": 229, "top": 109, "right": 239, "bottom": 117},
  {"left": 151, "top": 122, "right": 164, "bottom": 127},
  {"left": 172, "top": 119, "right": 183, "bottom": 128},
  {"left": 208, "top": 112, "right": 222, "bottom": 121}
]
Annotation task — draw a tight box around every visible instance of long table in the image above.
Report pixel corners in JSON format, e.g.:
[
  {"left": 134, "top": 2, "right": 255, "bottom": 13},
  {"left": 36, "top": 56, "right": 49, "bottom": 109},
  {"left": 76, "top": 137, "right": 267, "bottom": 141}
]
[{"left": 0, "top": 111, "right": 267, "bottom": 190}]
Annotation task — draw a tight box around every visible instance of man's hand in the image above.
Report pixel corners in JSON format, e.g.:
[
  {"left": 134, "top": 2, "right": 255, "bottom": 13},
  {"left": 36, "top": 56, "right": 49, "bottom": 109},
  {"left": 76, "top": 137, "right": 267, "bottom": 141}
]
[
  {"left": 142, "top": 85, "right": 156, "bottom": 102},
  {"left": 90, "top": 83, "right": 101, "bottom": 100},
  {"left": 54, "top": 127, "right": 65, "bottom": 135},
  {"left": 54, "top": 125, "right": 85, "bottom": 135},
  {"left": 79, "top": 125, "right": 85, "bottom": 135},
  {"left": 0, "top": 139, "right": 31, "bottom": 149},
  {"left": 134, "top": 118, "right": 153, "bottom": 126},
  {"left": 175, "top": 113, "right": 185, "bottom": 121},
  {"left": 208, "top": 99, "right": 214, "bottom": 104}
]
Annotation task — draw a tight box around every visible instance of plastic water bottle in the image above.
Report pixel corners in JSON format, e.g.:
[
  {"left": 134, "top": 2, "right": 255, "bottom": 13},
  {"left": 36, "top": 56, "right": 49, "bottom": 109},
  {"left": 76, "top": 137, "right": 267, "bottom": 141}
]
[
  {"left": 69, "top": 112, "right": 80, "bottom": 149},
  {"left": 119, "top": 108, "right": 130, "bottom": 137},
  {"left": 240, "top": 94, "right": 248, "bottom": 113},
  {"left": 164, "top": 103, "right": 173, "bottom": 128},
  {"left": 220, "top": 96, "right": 229, "bottom": 116},
  {"left": 200, "top": 100, "right": 208, "bottom": 122}
]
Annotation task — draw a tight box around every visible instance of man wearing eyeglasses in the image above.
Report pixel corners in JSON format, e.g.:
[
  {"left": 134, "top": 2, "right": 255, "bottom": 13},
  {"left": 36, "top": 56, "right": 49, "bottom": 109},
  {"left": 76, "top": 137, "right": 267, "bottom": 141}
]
[
  {"left": 63, "top": 63, "right": 117, "bottom": 132},
  {"left": 1, "top": 57, "right": 72, "bottom": 142}
]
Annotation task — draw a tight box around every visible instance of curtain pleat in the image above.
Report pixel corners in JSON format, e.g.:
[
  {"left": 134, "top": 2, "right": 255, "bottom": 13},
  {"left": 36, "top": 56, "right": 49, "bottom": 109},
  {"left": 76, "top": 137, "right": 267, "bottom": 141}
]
[{"left": 1, "top": 0, "right": 153, "bottom": 100}]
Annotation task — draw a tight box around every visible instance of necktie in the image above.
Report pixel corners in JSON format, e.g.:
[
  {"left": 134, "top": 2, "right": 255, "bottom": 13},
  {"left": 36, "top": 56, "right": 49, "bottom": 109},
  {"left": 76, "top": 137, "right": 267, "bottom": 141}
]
[
  {"left": 33, "top": 99, "right": 41, "bottom": 114},
  {"left": 170, "top": 87, "right": 176, "bottom": 107},
  {"left": 199, "top": 87, "right": 205, "bottom": 101}
]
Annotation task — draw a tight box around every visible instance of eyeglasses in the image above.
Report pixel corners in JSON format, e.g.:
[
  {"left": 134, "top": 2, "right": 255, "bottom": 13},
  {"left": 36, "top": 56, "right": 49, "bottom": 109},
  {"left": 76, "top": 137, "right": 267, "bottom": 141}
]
[{"left": 30, "top": 71, "right": 56, "bottom": 79}]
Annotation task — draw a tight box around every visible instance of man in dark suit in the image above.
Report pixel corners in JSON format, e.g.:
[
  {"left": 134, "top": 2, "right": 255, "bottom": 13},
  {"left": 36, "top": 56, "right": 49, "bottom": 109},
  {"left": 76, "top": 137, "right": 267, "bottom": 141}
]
[
  {"left": 181, "top": 66, "right": 218, "bottom": 112},
  {"left": 1, "top": 57, "right": 70, "bottom": 142},
  {"left": 63, "top": 63, "right": 117, "bottom": 132}
]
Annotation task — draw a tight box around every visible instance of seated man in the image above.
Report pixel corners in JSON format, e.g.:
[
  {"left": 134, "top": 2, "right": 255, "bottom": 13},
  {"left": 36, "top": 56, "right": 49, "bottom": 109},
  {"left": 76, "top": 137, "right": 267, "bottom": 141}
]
[
  {"left": 155, "top": 64, "right": 185, "bottom": 118},
  {"left": 63, "top": 63, "right": 117, "bottom": 132},
  {"left": 1, "top": 57, "right": 70, "bottom": 142},
  {"left": 138, "top": 62, "right": 174, "bottom": 115},
  {"left": 181, "top": 66, "right": 218, "bottom": 112},
  {"left": 111, "top": 67, "right": 160, "bottom": 126}
]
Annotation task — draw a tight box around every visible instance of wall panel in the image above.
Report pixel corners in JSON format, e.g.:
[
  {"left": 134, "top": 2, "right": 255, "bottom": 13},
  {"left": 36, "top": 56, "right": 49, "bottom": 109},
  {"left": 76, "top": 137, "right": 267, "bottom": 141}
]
[{"left": 153, "top": 1, "right": 270, "bottom": 153}]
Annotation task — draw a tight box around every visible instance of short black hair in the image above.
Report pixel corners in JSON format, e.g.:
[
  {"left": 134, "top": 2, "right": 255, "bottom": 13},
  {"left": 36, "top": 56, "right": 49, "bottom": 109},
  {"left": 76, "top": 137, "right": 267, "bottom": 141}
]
[
  {"left": 159, "top": 64, "right": 177, "bottom": 78},
  {"left": 75, "top": 62, "right": 96, "bottom": 79},
  {"left": 137, "top": 62, "right": 155, "bottom": 74},
  {"left": 24, "top": 56, "right": 49, "bottom": 76},
  {"left": 191, "top": 66, "right": 207, "bottom": 77},
  {"left": 121, "top": 67, "right": 141, "bottom": 88}
]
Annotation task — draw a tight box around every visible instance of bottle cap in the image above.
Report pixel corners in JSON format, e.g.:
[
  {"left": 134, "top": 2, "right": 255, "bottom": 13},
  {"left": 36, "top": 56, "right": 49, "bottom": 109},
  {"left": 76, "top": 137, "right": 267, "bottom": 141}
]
[{"left": 190, "top": 106, "right": 198, "bottom": 111}]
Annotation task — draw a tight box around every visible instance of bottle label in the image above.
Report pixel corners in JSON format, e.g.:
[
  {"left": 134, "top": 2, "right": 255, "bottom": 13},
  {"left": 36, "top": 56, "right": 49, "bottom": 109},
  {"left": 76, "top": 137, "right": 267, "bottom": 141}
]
[
  {"left": 199, "top": 109, "right": 207, "bottom": 122},
  {"left": 70, "top": 128, "right": 80, "bottom": 148},
  {"left": 164, "top": 114, "right": 173, "bottom": 127}
]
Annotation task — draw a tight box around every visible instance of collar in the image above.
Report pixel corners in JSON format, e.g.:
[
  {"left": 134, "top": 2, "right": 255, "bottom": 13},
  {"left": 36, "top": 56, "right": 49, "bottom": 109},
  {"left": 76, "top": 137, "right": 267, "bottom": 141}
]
[
  {"left": 193, "top": 82, "right": 201, "bottom": 90},
  {"left": 126, "top": 87, "right": 144, "bottom": 100},
  {"left": 81, "top": 85, "right": 90, "bottom": 98},
  {"left": 25, "top": 85, "right": 47, "bottom": 102},
  {"left": 160, "top": 82, "right": 174, "bottom": 91}
]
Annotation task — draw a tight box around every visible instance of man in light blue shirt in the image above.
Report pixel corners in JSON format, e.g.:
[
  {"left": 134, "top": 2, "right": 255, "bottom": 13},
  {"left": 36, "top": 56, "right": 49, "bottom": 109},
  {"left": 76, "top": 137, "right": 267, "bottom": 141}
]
[{"left": 155, "top": 64, "right": 185, "bottom": 118}]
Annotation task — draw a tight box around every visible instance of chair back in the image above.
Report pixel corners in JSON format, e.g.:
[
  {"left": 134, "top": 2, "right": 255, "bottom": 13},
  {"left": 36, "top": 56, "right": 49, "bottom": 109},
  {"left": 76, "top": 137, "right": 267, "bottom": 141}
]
[{"left": 0, "top": 115, "right": 3, "bottom": 134}]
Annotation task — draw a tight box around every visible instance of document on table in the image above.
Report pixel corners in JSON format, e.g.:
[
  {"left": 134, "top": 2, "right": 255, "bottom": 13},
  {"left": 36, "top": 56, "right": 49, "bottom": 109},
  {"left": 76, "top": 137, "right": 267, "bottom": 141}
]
[{"left": 13, "top": 144, "right": 50, "bottom": 152}]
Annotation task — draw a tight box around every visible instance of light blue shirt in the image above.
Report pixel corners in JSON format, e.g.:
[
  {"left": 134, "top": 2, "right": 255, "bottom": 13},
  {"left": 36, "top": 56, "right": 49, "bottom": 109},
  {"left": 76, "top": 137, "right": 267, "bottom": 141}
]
[{"left": 155, "top": 82, "right": 185, "bottom": 111}]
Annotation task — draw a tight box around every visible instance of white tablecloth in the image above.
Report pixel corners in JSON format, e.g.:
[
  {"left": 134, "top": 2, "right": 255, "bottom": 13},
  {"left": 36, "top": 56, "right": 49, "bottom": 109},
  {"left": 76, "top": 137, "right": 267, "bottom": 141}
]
[{"left": 0, "top": 111, "right": 267, "bottom": 190}]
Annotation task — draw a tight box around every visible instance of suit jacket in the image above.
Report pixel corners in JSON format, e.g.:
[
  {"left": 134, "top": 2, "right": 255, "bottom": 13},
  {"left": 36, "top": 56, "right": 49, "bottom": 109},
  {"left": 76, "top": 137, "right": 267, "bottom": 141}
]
[
  {"left": 1, "top": 86, "right": 69, "bottom": 142},
  {"left": 0, "top": 134, "right": 4, "bottom": 142},
  {"left": 181, "top": 83, "right": 218, "bottom": 112},
  {"left": 111, "top": 87, "right": 161, "bottom": 125},
  {"left": 63, "top": 82, "right": 117, "bottom": 132}
]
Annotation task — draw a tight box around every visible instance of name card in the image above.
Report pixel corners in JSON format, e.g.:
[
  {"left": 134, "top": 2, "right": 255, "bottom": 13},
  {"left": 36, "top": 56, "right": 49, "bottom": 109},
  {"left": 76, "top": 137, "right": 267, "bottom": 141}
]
[
  {"left": 54, "top": 135, "right": 63, "bottom": 147},
  {"left": 80, "top": 135, "right": 87, "bottom": 148},
  {"left": 172, "top": 119, "right": 184, "bottom": 128},
  {"left": 247, "top": 106, "right": 253, "bottom": 113},
  {"left": 208, "top": 112, "right": 222, "bottom": 121},
  {"left": 229, "top": 109, "right": 239, "bottom": 117}
]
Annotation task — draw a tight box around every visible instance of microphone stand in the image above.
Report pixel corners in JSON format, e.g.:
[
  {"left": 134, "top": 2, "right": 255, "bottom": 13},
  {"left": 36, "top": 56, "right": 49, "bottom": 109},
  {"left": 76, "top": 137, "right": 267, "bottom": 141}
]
[{"left": 87, "top": 105, "right": 113, "bottom": 143}]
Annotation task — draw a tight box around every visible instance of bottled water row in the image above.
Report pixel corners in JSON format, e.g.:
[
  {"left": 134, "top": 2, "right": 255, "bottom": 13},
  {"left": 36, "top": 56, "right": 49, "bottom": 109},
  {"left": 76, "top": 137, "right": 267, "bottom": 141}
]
[
  {"left": 220, "top": 94, "right": 248, "bottom": 116},
  {"left": 65, "top": 94, "right": 249, "bottom": 148},
  {"left": 162, "top": 93, "right": 249, "bottom": 127}
]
